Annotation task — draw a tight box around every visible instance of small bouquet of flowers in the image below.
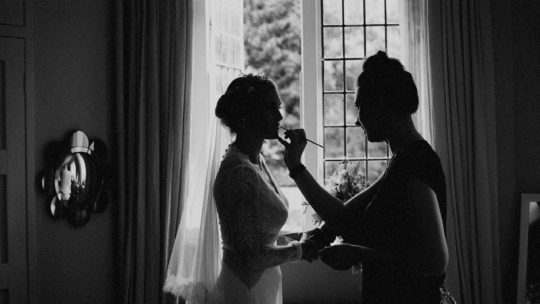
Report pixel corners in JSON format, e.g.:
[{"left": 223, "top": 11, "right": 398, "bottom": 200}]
[
  {"left": 325, "top": 161, "right": 369, "bottom": 202},
  {"left": 306, "top": 161, "right": 369, "bottom": 227}
]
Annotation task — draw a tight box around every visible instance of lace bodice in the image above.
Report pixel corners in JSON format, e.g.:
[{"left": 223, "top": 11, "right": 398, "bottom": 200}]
[{"left": 213, "top": 145, "right": 301, "bottom": 288}]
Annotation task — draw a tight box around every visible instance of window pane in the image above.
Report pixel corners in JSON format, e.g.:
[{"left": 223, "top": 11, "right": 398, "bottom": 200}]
[
  {"left": 359, "top": 161, "right": 368, "bottom": 181},
  {"left": 325, "top": 161, "right": 368, "bottom": 182},
  {"left": 366, "top": 26, "right": 385, "bottom": 56},
  {"left": 324, "top": 127, "right": 345, "bottom": 158},
  {"left": 320, "top": 0, "right": 395, "bottom": 187},
  {"left": 344, "top": 0, "right": 363, "bottom": 25},
  {"left": 365, "top": 0, "right": 385, "bottom": 24},
  {"left": 387, "top": 26, "right": 401, "bottom": 60},
  {"left": 349, "top": 160, "right": 367, "bottom": 178},
  {"left": 324, "top": 161, "right": 340, "bottom": 180},
  {"left": 350, "top": 161, "right": 368, "bottom": 192},
  {"left": 323, "top": 0, "right": 342, "bottom": 25},
  {"left": 368, "top": 160, "right": 388, "bottom": 184},
  {"left": 346, "top": 93, "right": 358, "bottom": 125},
  {"left": 324, "top": 61, "right": 344, "bottom": 91},
  {"left": 344, "top": 27, "right": 364, "bottom": 58},
  {"left": 323, "top": 27, "right": 343, "bottom": 58},
  {"left": 346, "top": 127, "right": 366, "bottom": 158},
  {"left": 324, "top": 94, "right": 344, "bottom": 126},
  {"left": 345, "top": 60, "right": 363, "bottom": 91},
  {"left": 368, "top": 141, "right": 387, "bottom": 157},
  {"left": 387, "top": 0, "right": 400, "bottom": 24}
]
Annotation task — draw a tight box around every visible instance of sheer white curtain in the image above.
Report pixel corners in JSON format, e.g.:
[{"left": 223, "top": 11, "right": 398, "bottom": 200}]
[
  {"left": 163, "top": 116, "right": 226, "bottom": 302},
  {"left": 400, "top": 0, "right": 433, "bottom": 144},
  {"left": 163, "top": 0, "right": 243, "bottom": 302},
  {"left": 162, "top": 0, "right": 224, "bottom": 302}
]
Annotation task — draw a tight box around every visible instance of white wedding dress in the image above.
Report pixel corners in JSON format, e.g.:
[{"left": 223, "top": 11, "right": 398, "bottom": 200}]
[{"left": 210, "top": 145, "right": 301, "bottom": 304}]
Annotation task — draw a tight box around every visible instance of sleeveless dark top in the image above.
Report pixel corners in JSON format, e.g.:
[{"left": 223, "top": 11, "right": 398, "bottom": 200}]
[{"left": 357, "top": 140, "right": 448, "bottom": 304}]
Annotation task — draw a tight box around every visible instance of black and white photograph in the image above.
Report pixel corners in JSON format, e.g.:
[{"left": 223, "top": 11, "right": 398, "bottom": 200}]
[{"left": 0, "top": 0, "right": 539, "bottom": 303}]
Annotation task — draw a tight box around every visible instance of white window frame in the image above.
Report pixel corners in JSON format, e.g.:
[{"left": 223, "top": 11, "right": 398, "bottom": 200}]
[
  {"left": 300, "top": 0, "right": 400, "bottom": 227},
  {"left": 208, "top": 0, "right": 399, "bottom": 231},
  {"left": 301, "top": 0, "right": 324, "bottom": 183},
  {"left": 302, "top": 0, "right": 400, "bottom": 181},
  {"left": 300, "top": 0, "right": 324, "bottom": 230}
]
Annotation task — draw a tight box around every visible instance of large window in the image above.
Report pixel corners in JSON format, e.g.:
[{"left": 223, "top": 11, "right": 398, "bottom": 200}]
[
  {"left": 242, "top": 0, "right": 402, "bottom": 232},
  {"left": 321, "top": 0, "right": 400, "bottom": 183}
]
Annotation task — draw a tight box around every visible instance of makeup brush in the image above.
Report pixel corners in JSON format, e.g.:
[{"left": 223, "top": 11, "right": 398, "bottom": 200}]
[{"left": 279, "top": 126, "right": 324, "bottom": 149}]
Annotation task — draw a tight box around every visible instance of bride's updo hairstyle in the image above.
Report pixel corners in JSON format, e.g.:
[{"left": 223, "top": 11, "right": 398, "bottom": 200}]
[
  {"left": 356, "top": 51, "right": 418, "bottom": 117},
  {"left": 215, "top": 74, "right": 277, "bottom": 133}
]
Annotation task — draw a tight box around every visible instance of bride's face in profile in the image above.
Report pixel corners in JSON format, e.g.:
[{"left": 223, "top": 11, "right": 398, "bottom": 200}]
[{"left": 248, "top": 88, "right": 283, "bottom": 140}]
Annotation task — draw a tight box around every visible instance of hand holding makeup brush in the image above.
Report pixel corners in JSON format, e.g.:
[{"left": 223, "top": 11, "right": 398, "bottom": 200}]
[
  {"left": 279, "top": 126, "right": 324, "bottom": 148},
  {"left": 278, "top": 128, "right": 308, "bottom": 173}
]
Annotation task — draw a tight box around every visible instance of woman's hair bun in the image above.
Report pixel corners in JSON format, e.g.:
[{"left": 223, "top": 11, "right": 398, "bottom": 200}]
[
  {"left": 215, "top": 94, "right": 230, "bottom": 120},
  {"left": 357, "top": 51, "right": 418, "bottom": 116},
  {"left": 215, "top": 74, "right": 276, "bottom": 133}
]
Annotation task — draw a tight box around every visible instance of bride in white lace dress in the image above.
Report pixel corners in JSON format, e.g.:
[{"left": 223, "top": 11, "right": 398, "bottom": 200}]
[{"left": 211, "top": 74, "right": 311, "bottom": 304}]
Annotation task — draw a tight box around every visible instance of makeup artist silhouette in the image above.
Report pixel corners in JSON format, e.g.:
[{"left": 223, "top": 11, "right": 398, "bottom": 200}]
[{"left": 279, "top": 51, "right": 456, "bottom": 303}]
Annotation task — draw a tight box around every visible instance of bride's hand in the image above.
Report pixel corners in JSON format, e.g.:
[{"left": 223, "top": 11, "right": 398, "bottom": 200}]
[
  {"left": 300, "top": 239, "right": 326, "bottom": 263},
  {"left": 319, "top": 244, "right": 361, "bottom": 270},
  {"left": 277, "top": 128, "right": 307, "bottom": 170}
]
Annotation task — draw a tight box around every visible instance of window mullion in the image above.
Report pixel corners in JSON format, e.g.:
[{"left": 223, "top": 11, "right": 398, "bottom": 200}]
[
  {"left": 301, "top": 0, "right": 323, "bottom": 182},
  {"left": 341, "top": 0, "right": 347, "bottom": 163}
]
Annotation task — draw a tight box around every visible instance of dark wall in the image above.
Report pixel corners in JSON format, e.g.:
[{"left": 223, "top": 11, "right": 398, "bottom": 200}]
[
  {"left": 512, "top": 2, "right": 540, "bottom": 191},
  {"left": 33, "top": 1, "right": 115, "bottom": 303},
  {"left": 492, "top": 0, "right": 540, "bottom": 301}
]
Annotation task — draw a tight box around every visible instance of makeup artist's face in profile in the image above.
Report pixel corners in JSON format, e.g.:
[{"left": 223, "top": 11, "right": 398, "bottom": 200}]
[
  {"left": 250, "top": 88, "right": 283, "bottom": 140},
  {"left": 355, "top": 87, "right": 387, "bottom": 142}
]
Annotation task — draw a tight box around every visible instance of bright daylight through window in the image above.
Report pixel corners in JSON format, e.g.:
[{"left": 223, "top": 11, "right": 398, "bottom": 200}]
[
  {"left": 321, "top": 0, "right": 399, "bottom": 181},
  {"left": 243, "top": 0, "right": 400, "bottom": 233}
]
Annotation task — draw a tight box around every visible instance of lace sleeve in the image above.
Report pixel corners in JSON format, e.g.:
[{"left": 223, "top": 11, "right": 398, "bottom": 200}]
[{"left": 224, "top": 165, "right": 300, "bottom": 272}]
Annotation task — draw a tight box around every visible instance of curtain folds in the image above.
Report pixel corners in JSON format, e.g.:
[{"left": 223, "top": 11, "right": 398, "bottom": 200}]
[
  {"left": 115, "top": 1, "right": 193, "bottom": 303},
  {"left": 163, "top": 116, "right": 225, "bottom": 303},
  {"left": 400, "top": 0, "right": 433, "bottom": 144},
  {"left": 429, "top": 1, "right": 502, "bottom": 303},
  {"left": 163, "top": 0, "right": 230, "bottom": 302}
]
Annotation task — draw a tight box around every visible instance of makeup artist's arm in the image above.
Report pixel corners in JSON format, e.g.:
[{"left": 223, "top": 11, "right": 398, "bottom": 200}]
[
  {"left": 320, "top": 177, "right": 449, "bottom": 276},
  {"left": 278, "top": 129, "right": 380, "bottom": 227}
]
